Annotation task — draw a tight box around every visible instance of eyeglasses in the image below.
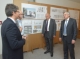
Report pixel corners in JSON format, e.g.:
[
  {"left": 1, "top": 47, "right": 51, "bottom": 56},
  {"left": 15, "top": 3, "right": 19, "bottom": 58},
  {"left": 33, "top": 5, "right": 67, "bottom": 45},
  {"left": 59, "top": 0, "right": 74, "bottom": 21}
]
[
  {"left": 14, "top": 10, "right": 19, "bottom": 13},
  {"left": 20, "top": 14, "right": 24, "bottom": 15}
]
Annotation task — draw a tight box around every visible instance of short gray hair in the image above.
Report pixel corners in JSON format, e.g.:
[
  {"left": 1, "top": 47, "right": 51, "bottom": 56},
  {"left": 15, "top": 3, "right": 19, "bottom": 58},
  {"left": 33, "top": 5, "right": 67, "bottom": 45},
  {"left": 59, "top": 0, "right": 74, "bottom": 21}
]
[
  {"left": 63, "top": 11, "right": 70, "bottom": 15},
  {"left": 5, "top": 4, "right": 19, "bottom": 17}
]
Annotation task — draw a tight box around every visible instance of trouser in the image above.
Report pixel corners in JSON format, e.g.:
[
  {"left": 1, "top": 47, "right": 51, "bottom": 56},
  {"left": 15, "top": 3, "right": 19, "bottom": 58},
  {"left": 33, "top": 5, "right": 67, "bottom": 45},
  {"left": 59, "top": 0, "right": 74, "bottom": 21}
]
[{"left": 63, "top": 36, "right": 75, "bottom": 59}]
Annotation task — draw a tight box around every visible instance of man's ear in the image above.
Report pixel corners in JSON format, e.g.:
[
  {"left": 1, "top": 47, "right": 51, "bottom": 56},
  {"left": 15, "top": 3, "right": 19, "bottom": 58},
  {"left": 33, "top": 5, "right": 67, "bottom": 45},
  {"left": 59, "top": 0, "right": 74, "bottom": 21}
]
[{"left": 12, "top": 11, "right": 15, "bottom": 15}]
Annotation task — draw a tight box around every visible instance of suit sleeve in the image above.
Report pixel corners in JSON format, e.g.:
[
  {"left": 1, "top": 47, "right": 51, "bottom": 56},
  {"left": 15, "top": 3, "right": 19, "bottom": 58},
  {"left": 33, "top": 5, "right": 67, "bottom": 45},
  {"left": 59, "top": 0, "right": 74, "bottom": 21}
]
[
  {"left": 60, "top": 21, "right": 63, "bottom": 38},
  {"left": 42, "top": 20, "right": 45, "bottom": 34},
  {"left": 53, "top": 19, "right": 56, "bottom": 36},
  {"left": 73, "top": 19, "right": 77, "bottom": 40},
  {"left": 6, "top": 24, "right": 25, "bottom": 50}
]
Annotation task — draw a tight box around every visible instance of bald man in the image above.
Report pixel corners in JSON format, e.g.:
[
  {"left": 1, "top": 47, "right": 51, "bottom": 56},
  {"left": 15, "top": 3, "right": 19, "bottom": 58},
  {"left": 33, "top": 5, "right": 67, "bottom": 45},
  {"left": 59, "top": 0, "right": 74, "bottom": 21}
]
[
  {"left": 16, "top": 10, "right": 24, "bottom": 35},
  {"left": 42, "top": 13, "right": 56, "bottom": 57},
  {"left": 59, "top": 12, "right": 77, "bottom": 59}
]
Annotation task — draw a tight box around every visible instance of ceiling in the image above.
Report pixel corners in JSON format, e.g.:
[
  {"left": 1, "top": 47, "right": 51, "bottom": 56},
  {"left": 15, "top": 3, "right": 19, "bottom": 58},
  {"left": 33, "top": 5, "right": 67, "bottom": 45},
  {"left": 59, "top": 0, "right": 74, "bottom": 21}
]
[{"left": 69, "top": 0, "right": 80, "bottom": 3}]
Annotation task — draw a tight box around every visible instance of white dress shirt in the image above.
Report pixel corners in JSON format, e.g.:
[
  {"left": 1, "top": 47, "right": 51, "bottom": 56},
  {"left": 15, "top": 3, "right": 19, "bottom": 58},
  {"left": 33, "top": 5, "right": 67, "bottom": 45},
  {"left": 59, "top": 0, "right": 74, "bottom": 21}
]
[{"left": 47, "top": 19, "right": 50, "bottom": 31}]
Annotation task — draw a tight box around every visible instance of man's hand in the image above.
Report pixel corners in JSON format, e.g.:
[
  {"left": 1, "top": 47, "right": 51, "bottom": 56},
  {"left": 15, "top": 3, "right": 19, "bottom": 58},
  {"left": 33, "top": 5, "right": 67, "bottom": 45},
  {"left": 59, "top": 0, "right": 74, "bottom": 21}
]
[
  {"left": 26, "top": 35, "right": 28, "bottom": 38},
  {"left": 72, "top": 40, "right": 75, "bottom": 44},
  {"left": 19, "top": 27, "right": 22, "bottom": 32},
  {"left": 59, "top": 38, "right": 62, "bottom": 42},
  {"left": 42, "top": 34, "right": 44, "bottom": 37},
  {"left": 53, "top": 35, "right": 55, "bottom": 38},
  {"left": 22, "top": 36, "right": 26, "bottom": 40}
]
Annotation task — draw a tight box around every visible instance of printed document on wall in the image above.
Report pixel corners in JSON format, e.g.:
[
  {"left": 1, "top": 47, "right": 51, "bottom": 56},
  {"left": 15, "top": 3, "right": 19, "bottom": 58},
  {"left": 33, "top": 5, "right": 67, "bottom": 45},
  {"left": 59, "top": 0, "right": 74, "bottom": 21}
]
[
  {"left": 50, "top": 7, "right": 67, "bottom": 19},
  {"left": 21, "top": 3, "right": 47, "bottom": 19}
]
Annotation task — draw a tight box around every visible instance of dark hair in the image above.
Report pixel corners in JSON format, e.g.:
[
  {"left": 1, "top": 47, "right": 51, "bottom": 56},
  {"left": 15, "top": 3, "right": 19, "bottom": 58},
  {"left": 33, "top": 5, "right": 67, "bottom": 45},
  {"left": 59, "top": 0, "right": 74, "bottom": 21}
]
[{"left": 5, "top": 4, "right": 19, "bottom": 17}]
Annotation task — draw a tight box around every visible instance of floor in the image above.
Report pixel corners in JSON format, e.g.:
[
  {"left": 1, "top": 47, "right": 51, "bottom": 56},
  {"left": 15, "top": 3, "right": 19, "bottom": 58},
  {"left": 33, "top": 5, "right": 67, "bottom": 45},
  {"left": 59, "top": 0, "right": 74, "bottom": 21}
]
[{"left": 0, "top": 39, "right": 80, "bottom": 59}]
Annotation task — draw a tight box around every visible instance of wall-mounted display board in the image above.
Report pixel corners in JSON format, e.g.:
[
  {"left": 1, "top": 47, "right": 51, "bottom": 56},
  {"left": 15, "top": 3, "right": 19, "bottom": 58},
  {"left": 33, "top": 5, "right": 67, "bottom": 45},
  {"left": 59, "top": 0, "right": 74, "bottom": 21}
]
[
  {"left": 22, "top": 3, "right": 47, "bottom": 19},
  {"left": 22, "top": 19, "right": 43, "bottom": 35},
  {"left": 68, "top": 9, "right": 79, "bottom": 27},
  {"left": 50, "top": 7, "right": 67, "bottom": 31}
]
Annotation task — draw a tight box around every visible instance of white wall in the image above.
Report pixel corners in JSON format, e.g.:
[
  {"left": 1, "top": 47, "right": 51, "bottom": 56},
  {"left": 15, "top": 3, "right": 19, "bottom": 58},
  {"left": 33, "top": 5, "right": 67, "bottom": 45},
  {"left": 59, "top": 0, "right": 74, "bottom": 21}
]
[
  {"left": 0, "top": 0, "right": 80, "bottom": 55},
  {"left": 0, "top": 0, "right": 13, "bottom": 54},
  {"left": 36, "top": 0, "right": 80, "bottom": 9}
]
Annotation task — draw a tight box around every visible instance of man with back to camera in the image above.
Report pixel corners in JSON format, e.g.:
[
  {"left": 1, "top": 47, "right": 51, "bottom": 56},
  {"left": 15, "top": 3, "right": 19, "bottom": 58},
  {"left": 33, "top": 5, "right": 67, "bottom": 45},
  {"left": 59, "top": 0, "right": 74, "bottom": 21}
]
[
  {"left": 1, "top": 4, "right": 26, "bottom": 59},
  {"left": 59, "top": 12, "right": 77, "bottom": 59}
]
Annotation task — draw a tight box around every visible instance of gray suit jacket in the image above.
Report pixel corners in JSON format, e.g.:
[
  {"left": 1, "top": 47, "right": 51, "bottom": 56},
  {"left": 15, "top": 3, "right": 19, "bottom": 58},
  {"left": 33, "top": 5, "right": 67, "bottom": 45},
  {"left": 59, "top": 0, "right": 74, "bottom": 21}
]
[
  {"left": 60, "top": 18, "right": 77, "bottom": 43},
  {"left": 42, "top": 19, "right": 56, "bottom": 38}
]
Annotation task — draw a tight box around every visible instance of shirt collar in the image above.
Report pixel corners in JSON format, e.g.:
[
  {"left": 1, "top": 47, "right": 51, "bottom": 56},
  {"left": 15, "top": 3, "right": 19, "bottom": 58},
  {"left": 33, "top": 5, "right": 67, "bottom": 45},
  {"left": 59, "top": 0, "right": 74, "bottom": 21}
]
[
  {"left": 49, "top": 18, "right": 50, "bottom": 20},
  {"left": 17, "top": 19, "right": 22, "bottom": 22},
  {"left": 8, "top": 17, "right": 16, "bottom": 23},
  {"left": 66, "top": 18, "right": 69, "bottom": 21},
  {"left": 47, "top": 18, "right": 50, "bottom": 21}
]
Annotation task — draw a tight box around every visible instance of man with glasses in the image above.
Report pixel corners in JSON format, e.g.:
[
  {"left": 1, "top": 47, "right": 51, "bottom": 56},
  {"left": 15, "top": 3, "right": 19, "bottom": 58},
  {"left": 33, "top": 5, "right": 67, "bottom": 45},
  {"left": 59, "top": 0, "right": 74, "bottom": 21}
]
[
  {"left": 1, "top": 4, "right": 26, "bottom": 59},
  {"left": 16, "top": 10, "right": 24, "bottom": 36}
]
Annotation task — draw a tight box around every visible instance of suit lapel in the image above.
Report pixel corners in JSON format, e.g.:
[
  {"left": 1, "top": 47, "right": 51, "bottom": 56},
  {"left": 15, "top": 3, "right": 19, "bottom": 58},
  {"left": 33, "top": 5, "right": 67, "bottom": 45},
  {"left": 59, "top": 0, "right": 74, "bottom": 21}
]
[
  {"left": 62, "top": 20, "right": 65, "bottom": 30},
  {"left": 66, "top": 18, "right": 71, "bottom": 29}
]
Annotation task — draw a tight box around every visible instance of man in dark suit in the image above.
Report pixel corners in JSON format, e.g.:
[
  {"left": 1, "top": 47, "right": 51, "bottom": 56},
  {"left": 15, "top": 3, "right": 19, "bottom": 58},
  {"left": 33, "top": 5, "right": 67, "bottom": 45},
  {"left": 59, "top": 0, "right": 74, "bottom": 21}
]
[
  {"left": 1, "top": 4, "right": 26, "bottom": 59},
  {"left": 42, "top": 13, "right": 56, "bottom": 57},
  {"left": 59, "top": 12, "right": 77, "bottom": 59}
]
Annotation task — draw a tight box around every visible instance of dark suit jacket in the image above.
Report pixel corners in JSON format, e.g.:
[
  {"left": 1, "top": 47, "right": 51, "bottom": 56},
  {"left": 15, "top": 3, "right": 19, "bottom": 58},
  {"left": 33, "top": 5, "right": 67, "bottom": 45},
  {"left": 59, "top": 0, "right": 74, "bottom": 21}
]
[
  {"left": 1, "top": 18, "right": 25, "bottom": 59},
  {"left": 42, "top": 19, "right": 56, "bottom": 39},
  {"left": 60, "top": 18, "right": 77, "bottom": 43}
]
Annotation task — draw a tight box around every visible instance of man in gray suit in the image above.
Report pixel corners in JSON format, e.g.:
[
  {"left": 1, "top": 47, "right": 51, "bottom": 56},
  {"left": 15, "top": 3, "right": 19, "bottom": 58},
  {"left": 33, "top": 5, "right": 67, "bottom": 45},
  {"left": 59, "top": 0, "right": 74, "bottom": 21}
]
[
  {"left": 42, "top": 13, "right": 56, "bottom": 57},
  {"left": 59, "top": 12, "right": 77, "bottom": 59}
]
